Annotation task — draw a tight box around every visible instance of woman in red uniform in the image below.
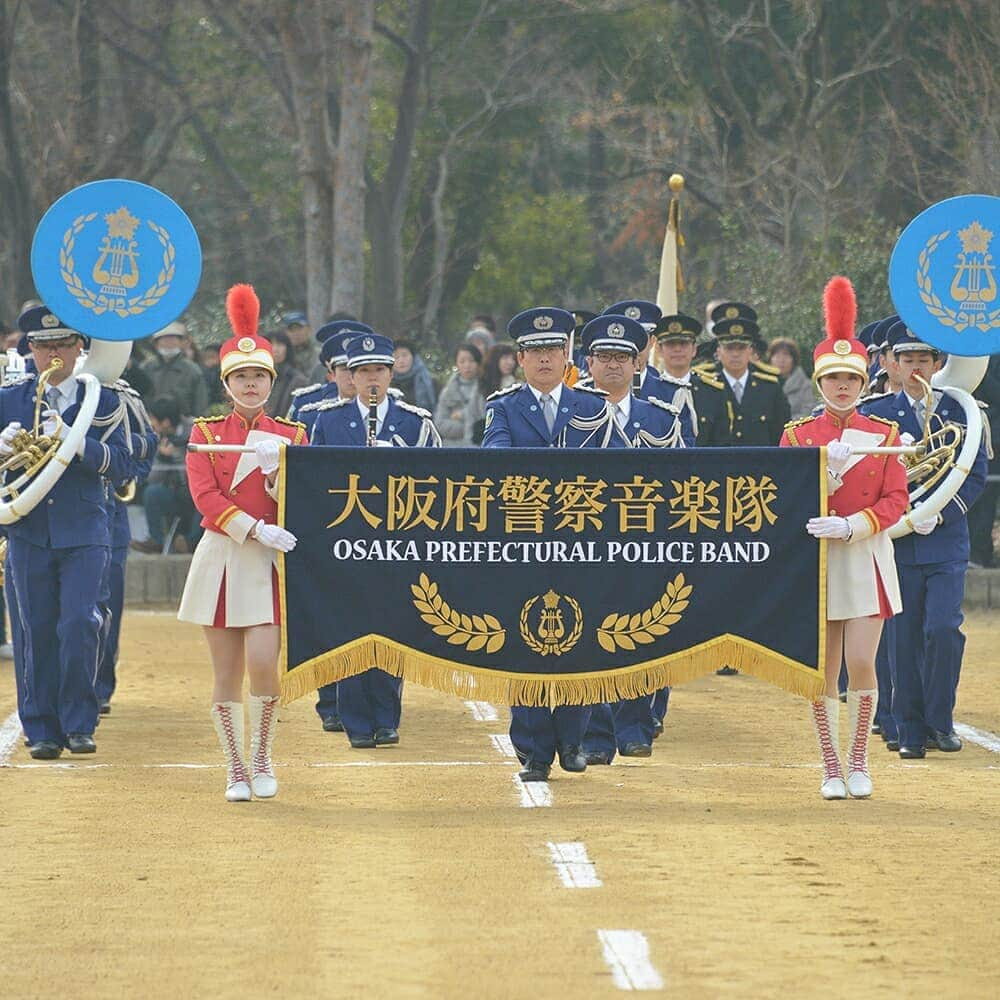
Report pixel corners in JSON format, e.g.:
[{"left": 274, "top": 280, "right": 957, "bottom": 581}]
[
  {"left": 179, "top": 285, "right": 307, "bottom": 802},
  {"left": 781, "top": 277, "right": 908, "bottom": 800}
]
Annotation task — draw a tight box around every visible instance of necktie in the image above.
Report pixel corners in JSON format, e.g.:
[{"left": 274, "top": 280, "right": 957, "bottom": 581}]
[
  {"left": 46, "top": 387, "right": 61, "bottom": 414},
  {"left": 612, "top": 402, "right": 626, "bottom": 429},
  {"left": 540, "top": 393, "right": 556, "bottom": 433},
  {"left": 732, "top": 380, "right": 744, "bottom": 404},
  {"left": 914, "top": 399, "right": 925, "bottom": 425}
]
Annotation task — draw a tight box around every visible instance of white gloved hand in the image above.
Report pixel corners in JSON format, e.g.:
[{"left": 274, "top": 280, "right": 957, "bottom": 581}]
[
  {"left": 252, "top": 521, "right": 297, "bottom": 552},
  {"left": 255, "top": 439, "right": 281, "bottom": 476},
  {"left": 911, "top": 517, "right": 937, "bottom": 535},
  {"left": 375, "top": 439, "right": 394, "bottom": 447},
  {"left": 806, "top": 516, "right": 852, "bottom": 540},
  {"left": 900, "top": 432, "right": 916, "bottom": 446},
  {"left": 41, "top": 408, "right": 68, "bottom": 442},
  {"left": 826, "top": 440, "right": 853, "bottom": 475},
  {"left": 0, "top": 421, "right": 22, "bottom": 456}
]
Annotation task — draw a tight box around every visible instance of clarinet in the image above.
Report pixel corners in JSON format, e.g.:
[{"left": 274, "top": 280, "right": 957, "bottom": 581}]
[{"left": 367, "top": 386, "right": 379, "bottom": 446}]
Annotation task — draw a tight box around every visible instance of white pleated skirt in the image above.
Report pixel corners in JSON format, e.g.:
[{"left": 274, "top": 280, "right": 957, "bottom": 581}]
[
  {"left": 177, "top": 530, "right": 279, "bottom": 628},
  {"left": 826, "top": 531, "right": 901, "bottom": 621}
]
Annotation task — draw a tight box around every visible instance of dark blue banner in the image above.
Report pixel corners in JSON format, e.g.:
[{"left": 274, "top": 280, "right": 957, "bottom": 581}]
[{"left": 278, "top": 447, "right": 827, "bottom": 705}]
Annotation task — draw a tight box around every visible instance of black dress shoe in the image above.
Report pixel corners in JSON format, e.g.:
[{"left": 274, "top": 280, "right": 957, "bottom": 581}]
[
  {"left": 929, "top": 729, "right": 963, "bottom": 752},
  {"left": 558, "top": 745, "right": 587, "bottom": 773},
  {"left": 620, "top": 742, "right": 652, "bottom": 758},
  {"left": 899, "top": 744, "right": 926, "bottom": 759},
  {"left": 716, "top": 666, "right": 739, "bottom": 676},
  {"left": 871, "top": 722, "right": 882, "bottom": 735},
  {"left": 66, "top": 734, "right": 96, "bottom": 754},
  {"left": 886, "top": 738, "right": 900, "bottom": 751},
  {"left": 374, "top": 727, "right": 399, "bottom": 746},
  {"left": 348, "top": 735, "right": 377, "bottom": 749},
  {"left": 652, "top": 719, "right": 664, "bottom": 739},
  {"left": 584, "top": 750, "right": 613, "bottom": 766},
  {"left": 98, "top": 700, "right": 112, "bottom": 716},
  {"left": 838, "top": 691, "right": 848, "bottom": 703},
  {"left": 518, "top": 759, "right": 551, "bottom": 782},
  {"left": 29, "top": 740, "right": 62, "bottom": 760},
  {"left": 321, "top": 715, "right": 344, "bottom": 733}
]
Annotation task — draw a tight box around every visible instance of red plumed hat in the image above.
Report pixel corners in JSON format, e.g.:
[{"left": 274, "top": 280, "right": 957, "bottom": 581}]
[
  {"left": 220, "top": 283, "right": 275, "bottom": 380},
  {"left": 812, "top": 276, "right": 868, "bottom": 381}
]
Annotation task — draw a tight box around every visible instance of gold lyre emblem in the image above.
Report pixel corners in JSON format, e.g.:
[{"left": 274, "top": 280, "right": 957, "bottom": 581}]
[
  {"left": 93, "top": 206, "right": 142, "bottom": 307},
  {"left": 519, "top": 589, "right": 583, "bottom": 656},
  {"left": 60, "top": 207, "right": 175, "bottom": 319},
  {"left": 917, "top": 222, "right": 1000, "bottom": 333}
]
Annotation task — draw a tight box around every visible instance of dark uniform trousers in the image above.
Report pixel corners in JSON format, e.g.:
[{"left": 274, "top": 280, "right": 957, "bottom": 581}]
[
  {"left": 10, "top": 539, "right": 108, "bottom": 743},
  {"left": 337, "top": 669, "right": 402, "bottom": 738},
  {"left": 583, "top": 698, "right": 656, "bottom": 761}
]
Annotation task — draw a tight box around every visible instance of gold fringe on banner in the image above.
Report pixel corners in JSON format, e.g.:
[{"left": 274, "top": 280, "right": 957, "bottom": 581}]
[{"left": 279, "top": 634, "right": 826, "bottom": 707}]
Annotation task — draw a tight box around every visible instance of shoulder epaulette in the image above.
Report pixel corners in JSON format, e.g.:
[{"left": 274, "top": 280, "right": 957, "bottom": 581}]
[
  {"left": 274, "top": 416, "right": 306, "bottom": 430},
  {"left": 751, "top": 370, "right": 779, "bottom": 383},
  {"left": 395, "top": 399, "right": 433, "bottom": 419},
  {"left": 194, "top": 414, "right": 227, "bottom": 423},
  {"left": 313, "top": 396, "right": 352, "bottom": 412},
  {"left": 693, "top": 370, "right": 724, "bottom": 390},
  {"left": 783, "top": 415, "right": 813, "bottom": 432},
  {"left": 388, "top": 386, "right": 404, "bottom": 398},
  {"left": 866, "top": 414, "right": 899, "bottom": 429},
  {"left": 752, "top": 359, "right": 781, "bottom": 376},
  {"left": 573, "top": 384, "right": 608, "bottom": 397},
  {"left": 107, "top": 377, "right": 141, "bottom": 396},
  {"left": 291, "top": 382, "right": 323, "bottom": 398},
  {"left": 486, "top": 383, "right": 523, "bottom": 402},
  {"left": 574, "top": 375, "right": 595, "bottom": 388},
  {"left": 2, "top": 371, "right": 35, "bottom": 387},
  {"left": 657, "top": 372, "right": 686, "bottom": 387},
  {"left": 646, "top": 396, "right": 681, "bottom": 415}
]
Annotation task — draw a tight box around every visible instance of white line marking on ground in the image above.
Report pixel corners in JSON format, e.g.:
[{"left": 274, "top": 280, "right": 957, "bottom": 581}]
[
  {"left": 0, "top": 711, "right": 22, "bottom": 768},
  {"left": 305, "top": 760, "right": 504, "bottom": 768},
  {"left": 11, "top": 763, "right": 112, "bottom": 770},
  {"left": 489, "top": 733, "right": 517, "bottom": 758},
  {"left": 955, "top": 722, "right": 1000, "bottom": 754},
  {"left": 547, "top": 841, "right": 602, "bottom": 888},
  {"left": 513, "top": 774, "right": 552, "bottom": 808},
  {"left": 597, "top": 930, "right": 664, "bottom": 991},
  {"left": 464, "top": 700, "right": 499, "bottom": 722}
]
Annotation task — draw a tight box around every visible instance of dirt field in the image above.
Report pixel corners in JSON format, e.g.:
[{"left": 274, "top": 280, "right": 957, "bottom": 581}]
[{"left": 1, "top": 610, "right": 998, "bottom": 999}]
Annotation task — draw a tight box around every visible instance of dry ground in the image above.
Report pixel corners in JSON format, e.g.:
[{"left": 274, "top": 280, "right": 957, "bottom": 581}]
[{"left": 1, "top": 610, "right": 998, "bottom": 999}]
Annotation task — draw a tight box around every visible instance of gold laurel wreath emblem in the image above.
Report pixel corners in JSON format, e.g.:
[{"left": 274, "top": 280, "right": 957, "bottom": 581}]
[
  {"left": 518, "top": 593, "right": 583, "bottom": 657},
  {"left": 596, "top": 572, "right": 692, "bottom": 653},
  {"left": 916, "top": 229, "right": 1000, "bottom": 332},
  {"left": 59, "top": 213, "right": 176, "bottom": 319},
  {"left": 411, "top": 572, "right": 506, "bottom": 653}
]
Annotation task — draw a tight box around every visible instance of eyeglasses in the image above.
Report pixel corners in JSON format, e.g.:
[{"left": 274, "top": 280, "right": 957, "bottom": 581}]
[
  {"left": 590, "top": 352, "right": 633, "bottom": 364},
  {"left": 32, "top": 338, "right": 79, "bottom": 351}
]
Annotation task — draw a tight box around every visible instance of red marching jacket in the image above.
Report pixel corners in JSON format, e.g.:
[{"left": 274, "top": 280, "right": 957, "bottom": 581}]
[{"left": 186, "top": 410, "right": 307, "bottom": 543}]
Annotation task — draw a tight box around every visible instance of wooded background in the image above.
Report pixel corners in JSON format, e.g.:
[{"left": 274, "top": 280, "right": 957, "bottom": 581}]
[{"left": 1, "top": 0, "right": 996, "bottom": 354}]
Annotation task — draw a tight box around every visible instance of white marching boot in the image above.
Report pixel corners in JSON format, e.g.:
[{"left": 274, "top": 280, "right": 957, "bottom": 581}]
[
  {"left": 249, "top": 693, "right": 280, "bottom": 799},
  {"left": 846, "top": 689, "right": 877, "bottom": 799},
  {"left": 211, "top": 702, "right": 251, "bottom": 802},
  {"left": 810, "top": 697, "right": 847, "bottom": 800}
]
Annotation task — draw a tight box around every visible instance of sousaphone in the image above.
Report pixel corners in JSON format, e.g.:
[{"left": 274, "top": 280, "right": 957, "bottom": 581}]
[
  {"left": 0, "top": 179, "right": 202, "bottom": 525},
  {"left": 886, "top": 194, "right": 998, "bottom": 538}
]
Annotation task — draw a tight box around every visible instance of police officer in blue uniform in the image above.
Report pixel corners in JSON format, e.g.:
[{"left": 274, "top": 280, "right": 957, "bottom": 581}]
[
  {"left": 96, "top": 379, "right": 158, "bottom": 713},
  {"left": 311, "top": 332, "right": 441, "bottom": 747},
  {"left": 0, "top": 306, "right": 130, "bottom": 758},
  {"left": 861, "top": 321, "right": 987, "bottom": 758},
  {"left": 287, "top": 320, "right": 375, "bottom": 423},
  {"left": 576, "top": 314, "right": 684, "bottom": 765},
  {"left": 652, "top": 312, "right": 727, "bottom": 446},
  {"left": 483, "top": 307, "right": 625, "bottom": 781}
]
